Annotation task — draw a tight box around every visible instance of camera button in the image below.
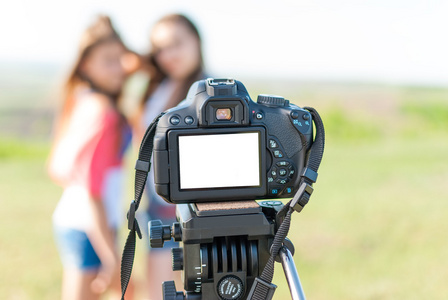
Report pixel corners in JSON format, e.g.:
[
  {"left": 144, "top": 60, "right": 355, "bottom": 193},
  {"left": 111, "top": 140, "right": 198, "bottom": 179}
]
[
  {"left": 273, "top": 150, "right": 284, "bottom": 158},
  {"left": 276, "top": 178, "right": 289, "bottom": 185},
  {"left": 276, "top": 161, "right": 290, "bottom": 167},
  {"left": 170, "top": 116, "right": 181, "bottom": 125},
  {"left": 184, "top": 116, "right": 194, "bottom": 125},
  {"left": 284, "top": 187, "right": 293, "bottom": 194},
  {"left": 270, "top": 188, "right": 279, "bottom": 195},
  {"left": 255, "top": 112, "right": 263, "bottom": 120},
  {"left": 302, "top": 114, "right": 310, "bottom": 120},
  {"left": 269, "top": 139, "right": 278, "bottom": 148},
  {"left": 279, "top": 168, "right": 287, "bottom": 177},
  {"left": 291, "top": 111, "right": 299, "bottom": 119},
  {"left": 270, "top": 167, "right": 278, "bottom": 179},
  {"left": 288, "top": 166, "right": 296, "bottom": 178}
]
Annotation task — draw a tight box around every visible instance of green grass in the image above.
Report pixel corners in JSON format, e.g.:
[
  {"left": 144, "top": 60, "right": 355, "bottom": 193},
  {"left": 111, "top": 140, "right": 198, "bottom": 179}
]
[
  {"left": 284, "top": 136, "right": 448, "bottom": 299},
  {"left": 0, "top": 145, "right": 62, "bottom": 299},
  {"left": 1, "top": 81, "right": 448, "bottom": 299}
]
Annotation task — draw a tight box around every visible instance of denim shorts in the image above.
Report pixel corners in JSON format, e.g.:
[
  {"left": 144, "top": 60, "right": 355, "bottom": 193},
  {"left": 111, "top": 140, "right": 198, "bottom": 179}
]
[{"left": 54, "top": 227, "right": 101, "bottom": 270}]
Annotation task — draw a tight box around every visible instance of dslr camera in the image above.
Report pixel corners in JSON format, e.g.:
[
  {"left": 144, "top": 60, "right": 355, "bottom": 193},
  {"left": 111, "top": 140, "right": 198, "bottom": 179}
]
[{"left": 153, "top": 78, "right": 313, "bottom": 203}]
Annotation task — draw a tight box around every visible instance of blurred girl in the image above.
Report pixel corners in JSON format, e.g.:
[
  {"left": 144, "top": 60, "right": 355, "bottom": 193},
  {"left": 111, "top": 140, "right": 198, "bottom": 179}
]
[
  {"left": 138, "top": 14, "right": 206, "bottom": 299},
  {"left": 48, "top": 16, "right": 135, "bottom": 300}
]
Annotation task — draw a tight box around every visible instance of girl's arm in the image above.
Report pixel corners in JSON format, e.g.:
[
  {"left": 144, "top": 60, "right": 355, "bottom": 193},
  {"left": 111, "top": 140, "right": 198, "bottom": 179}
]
[
  {"left": 87, "top": 198, "right": 119, "bottom": 294},
  {"left": 81, "top": 93, "right": 121, "bottom": 293}
]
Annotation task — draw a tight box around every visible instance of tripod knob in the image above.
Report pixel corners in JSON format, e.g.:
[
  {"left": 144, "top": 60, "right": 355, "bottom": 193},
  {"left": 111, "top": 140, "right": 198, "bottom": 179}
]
[
  {"left": 217, "top": 275, "right": 244, "bottom": 300},
  {"left": 172, "top": 222, "right": 182, "bottom": 241},
  {"left": 172, "top": 247, "right": 183, "bottom": 271},
  {"left": 149, "top": 220, "right": 171, "bottom": 248},
  {"left": 162, "top": 281, "right": 184, "bottom": 300}
]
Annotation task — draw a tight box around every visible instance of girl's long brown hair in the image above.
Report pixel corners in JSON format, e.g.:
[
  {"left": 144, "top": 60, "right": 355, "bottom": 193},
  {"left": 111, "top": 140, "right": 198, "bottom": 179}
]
[
  {"left": 140, "top": 14, "right": 204, "bottom": 111},
  {"left": 55, "top": 15, "right": 128, "bottom": 138}
]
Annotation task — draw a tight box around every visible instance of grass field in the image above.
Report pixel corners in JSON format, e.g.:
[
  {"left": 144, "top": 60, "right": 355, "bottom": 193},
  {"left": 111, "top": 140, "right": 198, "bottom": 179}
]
[{"left": 1, "top": 69, "right": 447, "bottom": 299}]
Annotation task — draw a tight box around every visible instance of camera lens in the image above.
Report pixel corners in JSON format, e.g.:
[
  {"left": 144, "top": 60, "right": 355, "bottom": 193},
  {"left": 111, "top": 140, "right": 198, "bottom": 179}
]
[{"left": 216, "top": 108, "right": 232, "bottom": 120}]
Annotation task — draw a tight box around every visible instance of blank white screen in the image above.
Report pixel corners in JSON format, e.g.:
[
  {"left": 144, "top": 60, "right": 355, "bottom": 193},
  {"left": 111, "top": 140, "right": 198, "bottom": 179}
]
[{"left": 178, "top": 132, "right": 260, "bottom": 189}]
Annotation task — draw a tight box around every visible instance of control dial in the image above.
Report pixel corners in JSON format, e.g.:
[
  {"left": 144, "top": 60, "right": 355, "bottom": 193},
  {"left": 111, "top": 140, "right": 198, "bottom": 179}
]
[{"left": 257, "top": 94, "right": 289, "bottom": 107}]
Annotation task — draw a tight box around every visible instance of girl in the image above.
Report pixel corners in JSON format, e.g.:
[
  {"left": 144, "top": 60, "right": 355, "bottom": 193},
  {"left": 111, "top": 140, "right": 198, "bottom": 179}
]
[
  {"left": 138, "top": 14, "right": 207, "bottom": 299},
  {"left": 48, "top": 16, "right": 135, "bottom": 300}
]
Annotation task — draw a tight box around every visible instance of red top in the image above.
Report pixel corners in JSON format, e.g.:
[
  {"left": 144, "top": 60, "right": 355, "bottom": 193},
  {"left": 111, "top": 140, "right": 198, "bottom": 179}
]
[{"left": 49, "top": 91, "right": 130, "bottom": 200}]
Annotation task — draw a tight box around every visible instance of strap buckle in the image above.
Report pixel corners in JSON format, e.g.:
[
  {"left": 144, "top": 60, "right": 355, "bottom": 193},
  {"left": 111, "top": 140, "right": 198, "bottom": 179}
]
[
  {"left": 127, "top": 201, "right": 136, "bottom": 230},
  {"left": 247, "top": 277, "right": 277, "bottom": 300},
  {"left": 135, "top": 160, "right": 151, "bottom": 172},
  {"left": 301, "top": 167, "right": 318, "bottom": 183},
  {"left": 127, "top": 201, "right": 142, "bottom": 239},
  {"left": 290, "top": 182, "right": 314, "bottom": 213}
]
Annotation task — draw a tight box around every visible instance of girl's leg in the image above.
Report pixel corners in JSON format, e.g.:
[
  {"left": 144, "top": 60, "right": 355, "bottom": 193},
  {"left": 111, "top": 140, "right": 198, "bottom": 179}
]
[
  {"left": 146, "top": 251, "right": 182, "bottom": 300},
  {"left": 107, "top": 267, "right": 134, "bottom": 300},
  {"left": 61, "top": 268, "right": 99, "bottom": 300}
]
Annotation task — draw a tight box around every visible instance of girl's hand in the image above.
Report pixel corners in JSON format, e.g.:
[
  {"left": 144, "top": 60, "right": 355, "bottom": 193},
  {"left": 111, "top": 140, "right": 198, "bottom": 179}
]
[{"left": 91, "top": 256, "right": 119, "bottom": 294}]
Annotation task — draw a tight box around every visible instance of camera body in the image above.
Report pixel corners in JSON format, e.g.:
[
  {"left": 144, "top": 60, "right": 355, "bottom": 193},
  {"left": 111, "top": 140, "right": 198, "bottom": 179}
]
[{"left": 153, "top": 78, "right": 313, "bottom": 204}]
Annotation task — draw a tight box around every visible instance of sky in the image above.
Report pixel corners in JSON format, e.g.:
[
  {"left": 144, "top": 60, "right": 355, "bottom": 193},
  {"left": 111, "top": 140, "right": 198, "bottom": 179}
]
[{"left": 1, "top": 0, "right": 447, "bottom": 85}]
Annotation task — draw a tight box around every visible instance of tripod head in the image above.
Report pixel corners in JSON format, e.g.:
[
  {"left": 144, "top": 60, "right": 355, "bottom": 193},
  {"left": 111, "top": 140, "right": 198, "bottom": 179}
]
[{"left": 149, "top": 201, "right": 283, "bottom": 300}]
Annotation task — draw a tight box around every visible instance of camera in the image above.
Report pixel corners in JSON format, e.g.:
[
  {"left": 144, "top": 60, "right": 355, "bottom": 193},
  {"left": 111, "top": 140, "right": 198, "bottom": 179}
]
[{"left": 152, "top": 78, "right": 313, "bottom": 204}]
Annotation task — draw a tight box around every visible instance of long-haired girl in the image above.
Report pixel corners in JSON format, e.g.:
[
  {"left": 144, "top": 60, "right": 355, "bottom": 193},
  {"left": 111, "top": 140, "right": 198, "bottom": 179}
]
[{"left": 48, "top": 15, "right": 135, "bottom": 300}]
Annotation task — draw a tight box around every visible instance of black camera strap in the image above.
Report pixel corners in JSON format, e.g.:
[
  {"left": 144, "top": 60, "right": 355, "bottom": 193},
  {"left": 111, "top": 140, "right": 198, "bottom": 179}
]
[
  {"left": 247, "top": 106, "right": 325, "bottom": 300},
  {"left": 120, "top": 112, "right": 165, "bottom": 300}
]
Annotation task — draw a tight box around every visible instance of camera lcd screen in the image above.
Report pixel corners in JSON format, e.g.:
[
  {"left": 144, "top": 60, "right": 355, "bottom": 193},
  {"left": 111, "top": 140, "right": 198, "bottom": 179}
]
[{"left": 178, "top": 132, "right": 261, "bottom": 189}]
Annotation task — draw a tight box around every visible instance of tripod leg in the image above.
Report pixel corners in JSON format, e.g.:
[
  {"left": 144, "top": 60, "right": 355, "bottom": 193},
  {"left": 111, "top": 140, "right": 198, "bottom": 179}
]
[{"left": 279, "top": 246, "right": 306, "bottom": 300}]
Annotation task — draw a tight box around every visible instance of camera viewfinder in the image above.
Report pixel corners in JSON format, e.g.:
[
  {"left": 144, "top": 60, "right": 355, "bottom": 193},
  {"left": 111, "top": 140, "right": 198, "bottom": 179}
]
[{"left": 216, "top": 108, "right": 232, "bottom": 120}]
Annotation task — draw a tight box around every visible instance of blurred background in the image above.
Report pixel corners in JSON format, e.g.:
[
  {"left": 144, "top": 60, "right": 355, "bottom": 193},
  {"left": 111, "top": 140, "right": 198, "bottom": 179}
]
[{"left": 1, "top": 0, "right": 447, "bottom": 299}]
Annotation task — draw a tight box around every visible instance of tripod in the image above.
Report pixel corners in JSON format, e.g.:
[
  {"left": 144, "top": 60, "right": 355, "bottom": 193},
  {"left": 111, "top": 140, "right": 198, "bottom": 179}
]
[
  {"left": 279, "top": 245, "right": 306, "bottom": 300},
  {"left": 149, "top": 200, "right": 307, "bottom": 300}
]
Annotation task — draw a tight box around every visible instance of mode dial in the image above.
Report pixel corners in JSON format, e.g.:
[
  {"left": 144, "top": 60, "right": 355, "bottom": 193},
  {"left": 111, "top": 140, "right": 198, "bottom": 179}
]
[{"left": 257, "top": 94, "right": 289, "bottom": 107}]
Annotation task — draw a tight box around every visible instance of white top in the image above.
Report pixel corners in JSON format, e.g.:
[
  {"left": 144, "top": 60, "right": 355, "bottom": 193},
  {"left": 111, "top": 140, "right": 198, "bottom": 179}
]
[
  {"left": 143, "top": 79, "right": 177, "bottom": 127},
  {"left": 53, "top": 166, "right": 125, "bottom": 230}
]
